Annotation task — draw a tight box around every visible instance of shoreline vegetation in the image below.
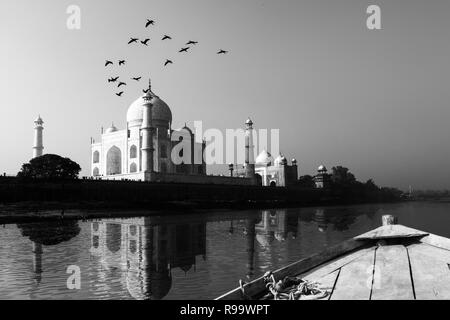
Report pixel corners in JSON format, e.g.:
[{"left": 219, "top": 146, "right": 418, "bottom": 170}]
[{"left": 0, "top": 159, "right": 405, "bottom": 224}]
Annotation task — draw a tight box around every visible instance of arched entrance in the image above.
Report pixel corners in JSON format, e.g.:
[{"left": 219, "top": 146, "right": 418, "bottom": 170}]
[
  {"left": 106, "top": 146, "right": 122, "bottom": 175},
  {"left": 270, "top": 181, "right": 277, "bottom": 187}
]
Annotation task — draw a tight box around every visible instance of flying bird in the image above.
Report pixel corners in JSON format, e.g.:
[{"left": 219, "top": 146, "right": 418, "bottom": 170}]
[
  {"left": 143, "top": 88, "right": 149, "bottom": 94},
  {"left": 164, "top": 59, "right": 173, "bottom": 66},
  {"left": 117, "top": 82, "right": 126, "bottom": 87},
  {"left": 132, "top": 77, "right": 141, "bottom": 81},
  {"left": 108, "top": 76, "right": 119, "bottom": 83},
  {"left": 217, "top": 49, "right": 228, "bottom": 54},
  {"left": 162, "top": 35, "right": 172, "bottom": 40},
  {"left": 105, "top": 60, "right": 113, "bottom": 67},
  {"left": 179, "top": 47, "right": 190, "bottom": 53},
  {"left": 141, "top": 38, "right": 150, "bottom": 45},
  {"left": 116, "top": 92, "right": 124, "bottom": 96},
  {"left": 186, "top": 40, "right": 198, "bottom": 45},
  {"left": 145, "top": 19, "right": 155, "bottom": 27},
  {"left": 128, "top": 38, "right": 139, "bottom": 44},
  {"left": 118, "top": 60, "right": 126, "bottom": 66}
]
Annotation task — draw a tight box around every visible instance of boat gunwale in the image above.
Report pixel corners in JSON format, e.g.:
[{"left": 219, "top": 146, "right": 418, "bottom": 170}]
[
  {"left": 215, "top": 237, "right": 371, "bottom": 300},
  {"left": 215, "top": 224, "right": 450, "bottom": 300}
]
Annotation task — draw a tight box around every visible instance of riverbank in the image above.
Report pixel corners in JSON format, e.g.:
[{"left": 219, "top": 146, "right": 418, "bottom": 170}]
[{"left": 0, "top": 177, "right": 403, "bottom": 224}]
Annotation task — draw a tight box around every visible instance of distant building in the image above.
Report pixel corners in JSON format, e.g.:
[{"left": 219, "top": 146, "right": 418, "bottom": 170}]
[{"left": 314, "top": 165, "right": 331, "bottom": 188}]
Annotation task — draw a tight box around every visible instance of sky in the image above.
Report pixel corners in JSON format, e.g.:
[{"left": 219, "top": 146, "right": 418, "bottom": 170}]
[{"left": 1, "top": 0, "right": 450, "bottom": 190}]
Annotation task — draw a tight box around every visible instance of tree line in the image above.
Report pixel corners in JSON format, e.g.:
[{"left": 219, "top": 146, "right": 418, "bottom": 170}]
[{"left": 297, "top": 165, "right": 404, "bottom": 202}]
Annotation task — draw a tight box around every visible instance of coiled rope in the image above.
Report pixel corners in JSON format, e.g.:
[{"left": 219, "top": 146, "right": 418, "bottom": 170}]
[{"left": 239, "top": 271, "right": 330, "bottom": 300}]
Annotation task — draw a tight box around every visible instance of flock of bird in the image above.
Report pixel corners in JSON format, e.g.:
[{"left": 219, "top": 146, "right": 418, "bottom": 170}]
[{"left": 105, "top": 18, "right": 229, "bottom": 97}]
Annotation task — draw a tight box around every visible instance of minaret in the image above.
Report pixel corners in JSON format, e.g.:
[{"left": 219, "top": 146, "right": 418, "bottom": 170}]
[
  {"left": 141, "top": 79, "right": 155, "bottom": 173},
  {"left": 244, "top": 118, "right": 255, "bottom": 178},
  {"left": 33, "top": 115, "right": 44, "bottom": 158}
]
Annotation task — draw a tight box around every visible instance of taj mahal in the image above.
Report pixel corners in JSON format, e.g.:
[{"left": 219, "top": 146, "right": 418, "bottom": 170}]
[
  {"left": 90, "top": 79, "right": 207, "bottom": 182},
  {"left": 32, "top": 79, "right": 301, "bottom": 187},
  {"left": 88, "top": 79, "right": 299, "bottom": 187}
]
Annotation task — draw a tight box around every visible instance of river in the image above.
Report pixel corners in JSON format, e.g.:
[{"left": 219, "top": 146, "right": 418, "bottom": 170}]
[{"left": 0, "top": 201, "right": 449, "bottom": 299}]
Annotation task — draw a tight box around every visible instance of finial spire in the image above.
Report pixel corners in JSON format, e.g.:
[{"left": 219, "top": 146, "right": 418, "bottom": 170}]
[{"left": 144, "top": 77, "right": 154, "bottom": 101}]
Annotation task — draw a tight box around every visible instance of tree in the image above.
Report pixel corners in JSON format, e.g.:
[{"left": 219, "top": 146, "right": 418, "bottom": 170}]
[
  {"left": 364, "top": 179, "right": 379, "bottom": 191},
  {"left": 17, "top": 154, "right": 81, "bottom": 179},
  {"left": 330, "top": 166, "right": 356, "bottom": 187},
  {"left": 297, "top": 175, "right": 315, "bottom": 188}
]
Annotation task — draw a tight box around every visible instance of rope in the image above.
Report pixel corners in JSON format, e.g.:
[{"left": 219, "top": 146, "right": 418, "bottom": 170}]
[{"left": 260, "top": 271, "right": 330, "bottom": 300}]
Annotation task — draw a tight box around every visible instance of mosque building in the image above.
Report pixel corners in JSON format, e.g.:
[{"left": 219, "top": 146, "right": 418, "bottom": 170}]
[{"left": 235, "top": 149, "right": 298, "bottom": 187}]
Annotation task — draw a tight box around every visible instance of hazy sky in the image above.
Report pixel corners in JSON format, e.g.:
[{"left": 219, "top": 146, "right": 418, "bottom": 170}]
[{"left": 2, "top": 0, "right": 450, "bottom": 190}]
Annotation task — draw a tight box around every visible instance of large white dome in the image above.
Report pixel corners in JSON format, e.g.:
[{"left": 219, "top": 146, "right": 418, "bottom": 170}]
[{"left": 127, "top": 95, "right": 172, "bottom": 127}]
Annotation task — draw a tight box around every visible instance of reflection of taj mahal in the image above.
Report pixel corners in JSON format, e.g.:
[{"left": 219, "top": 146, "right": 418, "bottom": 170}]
[
  {"left": 255, "top": 210, "right": 298, "bottom": 245},
  {"left": 90, "top": 218, "right": 206, "bottom": 300}
]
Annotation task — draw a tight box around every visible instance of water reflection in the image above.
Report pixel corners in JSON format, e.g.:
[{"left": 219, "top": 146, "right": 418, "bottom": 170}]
[
  {"left": 1, "top": 202, "right": 450, "bottom": 299},
  {"left": 16, "top": 221, "right": 81, "bottom": 285},
  {"left": 89, "top": 218, "right": 206, "bottom": 300}
]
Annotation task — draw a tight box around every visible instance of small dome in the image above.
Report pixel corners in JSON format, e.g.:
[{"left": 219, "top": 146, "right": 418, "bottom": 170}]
[
  {"left": 274, "top": 153, "right": 287, "bottom": 166},
  {"left": 292, "top": 158, "right": 297, "bottom": 165},
  {"left": 127, "top": 95, "right": 172, "bottom": 127},
  {"left": 318, "top": 165, "right": 327, "bottom": 172},
  {"left": 245, "top": 118, "right": 253, "bottom": 126},
  {"left": 181, "top": 124, "right": 193, "bottom": 135},
  {"left": 105, "top": 124, "right": 118, "bottom": 133},
  {"left": 34, "top": 115, "right": 43, "bottom": 124},
  {"left": 255, "top": 150, "right": 273, "bottom": 166}
]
